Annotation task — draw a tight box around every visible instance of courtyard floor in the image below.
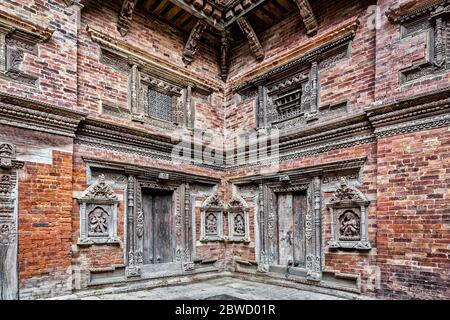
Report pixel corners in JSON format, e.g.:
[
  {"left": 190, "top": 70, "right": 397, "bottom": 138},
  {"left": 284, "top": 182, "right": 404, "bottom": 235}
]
[{"left": 79, "top": 278, "right": 348, "bottom": 300}]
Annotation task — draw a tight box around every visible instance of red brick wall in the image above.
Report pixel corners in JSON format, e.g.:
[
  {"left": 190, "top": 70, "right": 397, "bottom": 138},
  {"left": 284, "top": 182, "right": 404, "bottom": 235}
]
[
  {"left": 0, "top": 126, "right": 75, "bottom": 299},
  {"left": 375, "top": 0, "right": 450, "bottom": 102},
  {"left": 0, "top": 1, "right": 78, "bottom": 109},
  {"left": 226, "top": 0, "right": 377, "bottom": 134},
  {"left": 376, "top": 127, "right": 450, "bottom": 299}
]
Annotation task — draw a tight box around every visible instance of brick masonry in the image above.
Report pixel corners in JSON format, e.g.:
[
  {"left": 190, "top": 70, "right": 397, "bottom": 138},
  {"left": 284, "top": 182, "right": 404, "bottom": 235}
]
[{"left": 0, "top": 0, "right": 448, "bottom": 300}]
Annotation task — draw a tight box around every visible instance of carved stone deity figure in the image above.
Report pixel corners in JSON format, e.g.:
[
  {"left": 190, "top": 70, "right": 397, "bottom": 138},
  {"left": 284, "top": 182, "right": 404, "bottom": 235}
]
[{"left": 339, "top": 210, "right": 360, "bottom": 239}]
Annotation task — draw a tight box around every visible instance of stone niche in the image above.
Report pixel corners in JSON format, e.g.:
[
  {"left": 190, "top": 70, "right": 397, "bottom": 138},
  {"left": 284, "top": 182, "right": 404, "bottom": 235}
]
[
  {"left": 78, "top": 174, "right": 120, "bottom": 245},
  {"left": 226, "top": 196, "right": 250, "bottom": 243},
  {"left": 328, "top": 178, "right": 371, "bottom": 250},
  {"left": 200, "top": 194, "right": 225, "bottom": 242}
]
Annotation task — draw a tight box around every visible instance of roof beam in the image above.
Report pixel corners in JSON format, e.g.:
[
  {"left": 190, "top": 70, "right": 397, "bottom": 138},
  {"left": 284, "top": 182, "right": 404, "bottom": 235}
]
[
  {"left": 117, "top": 0, "right": 138, "bottom": 37},
  {"left": 182, "top": 19, "right": 207, "bottom": 64},
  {"left": 223, "top": 0, "right": 269, "bottom": 28},
  {"left": 237, "top": 16, "right": 264, "bottom": 62},
  {"left": 293, "top": 0, "right": 318, "bottom": 36},
  {"left": 168, "top": 0, "right": 224, "bottom": 31}
]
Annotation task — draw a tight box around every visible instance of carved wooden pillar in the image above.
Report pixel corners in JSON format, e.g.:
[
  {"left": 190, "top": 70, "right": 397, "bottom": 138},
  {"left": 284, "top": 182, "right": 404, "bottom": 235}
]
[
  {"left": 129, "top": 64, "right": 143, "bottom": 117},
  {"left": 0, "top": 30, "right": 6, "bottom": 72},
  {"left": 264, "top": 185, "right": 277, "bottom": 265},
  {"left": 126, "top": 175, "right": 141, "bottom": 277},
  {"left": 309, "top": 62, "right": 319, "bottom": 115},
  {"left": 0, "top": 143, "right": 24, "bottom": 300},
  {"left": 185, "top": 85, "right": 194, "bottom": 129},
  {"left": 257, "top": 86, "right": 267, "bottom": 129},
  {"left": 312, "top": 177, "right": 322, "bottom": 279},
  {"left": 305, "top": 177, "right": 322, "bottom": 281},
  {"left": 184, "top": 183, "right": 191, "bottom": 260}
]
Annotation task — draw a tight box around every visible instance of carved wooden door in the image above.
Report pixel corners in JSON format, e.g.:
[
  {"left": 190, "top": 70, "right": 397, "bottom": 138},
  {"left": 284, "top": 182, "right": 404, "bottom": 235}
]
[
  {"left": 277, "top": 192, "right": 307, "bottom": 267},
  {"left": 141, "top": 189, "right": 173, "bottom": 265}
]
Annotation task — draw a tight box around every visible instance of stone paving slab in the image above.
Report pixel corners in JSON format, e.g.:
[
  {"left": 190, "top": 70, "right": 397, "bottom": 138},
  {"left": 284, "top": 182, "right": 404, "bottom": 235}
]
[{"left": 80, "top": 278, "right": 347, "bottom": 300}]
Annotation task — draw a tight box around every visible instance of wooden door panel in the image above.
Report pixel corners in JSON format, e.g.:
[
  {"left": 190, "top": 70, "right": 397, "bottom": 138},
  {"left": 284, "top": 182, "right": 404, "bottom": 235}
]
[
  {"left": 293, "top": 192, "right": 307, "bottom": 267},
  {"left": 142, "top": 191, "right": 154, "bottom": 265},
  {"left": 154, "top": 192, "right": 173, "bottom": 264},
  {"left": 277, "top": 193, "right": 294, "bottom": 266}
]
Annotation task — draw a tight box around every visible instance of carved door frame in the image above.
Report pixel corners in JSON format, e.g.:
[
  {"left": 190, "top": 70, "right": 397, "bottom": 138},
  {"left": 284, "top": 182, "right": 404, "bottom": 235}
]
[
  {"left": 125, "top": 176, "right": 193, "bottom": 277},
  {"left": 258, "top": 177, "right": 323, "bottom": 281},
  {"left": 0, "top": 143, "right": 24, "bottom": 300}
]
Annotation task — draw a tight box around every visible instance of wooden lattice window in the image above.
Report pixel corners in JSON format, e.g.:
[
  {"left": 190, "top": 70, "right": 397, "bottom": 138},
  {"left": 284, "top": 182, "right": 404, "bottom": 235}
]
[{"left": 147, "top": 88, "right": 173, "bottom": 122}]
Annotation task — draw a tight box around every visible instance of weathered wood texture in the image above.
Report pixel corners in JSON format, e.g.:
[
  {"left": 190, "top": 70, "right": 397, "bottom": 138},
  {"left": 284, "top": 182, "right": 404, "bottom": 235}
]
[{"left": 142, "top": 189, "right": 174, "bottom": 265}]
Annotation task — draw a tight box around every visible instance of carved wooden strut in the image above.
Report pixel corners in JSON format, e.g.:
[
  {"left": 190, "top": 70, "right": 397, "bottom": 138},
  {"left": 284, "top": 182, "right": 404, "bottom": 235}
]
[
  {"left": 293, "top": 0, "right": 318, "bottom": 36},
  {"left": 220, "top": 31, "right": 230, "bottom": 80},
  {"left": 118, "top": 0, "right": 138, "bottom": 37},
  {"left": 237, "top": 17, "right": 264, "bottom": 62},
  {"left": 182, "top": 20, "right": 207, "bottom": 65}
]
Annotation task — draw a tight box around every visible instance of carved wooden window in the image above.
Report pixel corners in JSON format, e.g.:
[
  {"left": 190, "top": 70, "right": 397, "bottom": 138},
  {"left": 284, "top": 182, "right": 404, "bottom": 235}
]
[
  {"left": 394, "top": 4, "right": 450, "bottom": 83},
  {"left": 78, "top": 174, "right": 120, "bottom": 245},
  {"left": 200, "top": 195, "right": 224, "bottom": 242},
  {"left": 328, "top": 178, "right": 371, "bottom": 250},
  {"left": 0, "top": 21, "right": 52, "bottom": 86},
  {"left": 227, "top": 196, "right": 250, "bottom": 242}
]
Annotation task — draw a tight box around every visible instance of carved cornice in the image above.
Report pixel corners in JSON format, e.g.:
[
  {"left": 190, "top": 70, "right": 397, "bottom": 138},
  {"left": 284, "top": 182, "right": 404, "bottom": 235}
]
[
  {"left": 76, "top": 117, "right": 226, "bottom": 171},
  {"left": 0, "top": 92, "right": 86, "bottom": 137},
  {"left": 366, "top": 87, "right": 450, "bottom": 130},
  {"left": 86, "top": 26, "right": 222, "bottom": 93},
  {"left": 83, "top": 157, "right": 221, "bottom": 185},
  {"left": 229, "top": 157, "right": 367, "bottom": 185},
  {"left": 0, "top": 9, "right": 53, "bottom": 42},
  {"left": 386, "top": 0, "right": 449, "bottom": 23},
  {"left": 230, "top": 19, "right": 360, "bottom": 90}
]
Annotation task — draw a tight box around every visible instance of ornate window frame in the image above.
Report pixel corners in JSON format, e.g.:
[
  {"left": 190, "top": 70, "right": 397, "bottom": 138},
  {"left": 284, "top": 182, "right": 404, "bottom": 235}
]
[
  {"left": 78, "top": 174, "right": 120, "bottom": 245},
  {"left": 226, "top": 196, "right": 250, "bottom": 243},
  {"left": 200, "top": 194, "right": 224, "bottom": 242},
  {"left": 328, "top": 178, "right": 371, "bottom": 250}
]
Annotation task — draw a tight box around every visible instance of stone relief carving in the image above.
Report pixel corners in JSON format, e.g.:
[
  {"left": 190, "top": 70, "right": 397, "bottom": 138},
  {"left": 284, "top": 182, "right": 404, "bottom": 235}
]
[
  {"left": 328, "top": 177, "right": 371, "bottom": 250},
  {"left": 226, "top": 195, "right": 250, "bottom": 242},
  {"left": 78, "top": 174, "right": 120, "bottom": 245},
  {"left": 200, "top": 194, "right": 224, "bottom": 242},
  {"left": 88, "top": 207, "right": 110, "bottom": 237}
]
